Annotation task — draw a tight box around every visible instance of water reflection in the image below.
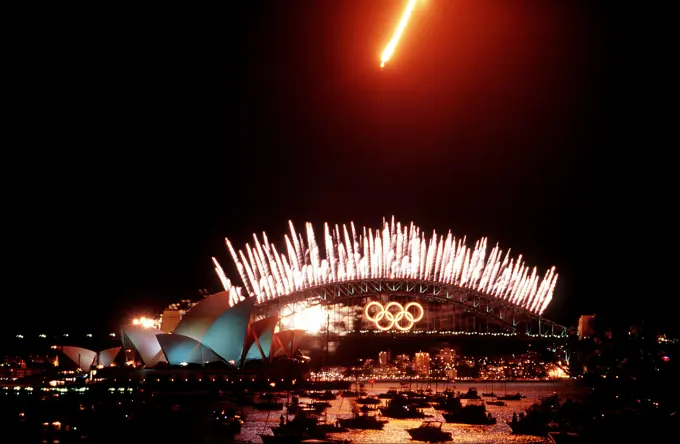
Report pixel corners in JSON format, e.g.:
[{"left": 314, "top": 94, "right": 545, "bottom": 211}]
[{"left": 235, "top": 380, "right": 585, "bottom": 443}]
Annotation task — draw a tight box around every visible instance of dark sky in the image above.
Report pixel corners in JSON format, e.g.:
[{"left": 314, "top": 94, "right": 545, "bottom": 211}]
[{"left": 4, "top": 1, "right": 676, "bottom": 336}]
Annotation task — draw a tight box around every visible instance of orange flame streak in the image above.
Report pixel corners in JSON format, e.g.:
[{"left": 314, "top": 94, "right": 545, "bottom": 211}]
[{"left": 380, "top": 0, "right": 418, "bottom": 68}]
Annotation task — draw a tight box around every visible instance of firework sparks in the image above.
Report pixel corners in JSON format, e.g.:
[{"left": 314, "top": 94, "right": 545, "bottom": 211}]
[
  {"left": 213, "top": 217, "right": 558, "bottom": 315},
  {"left": 380, "top": 0, "right": 419, "bottom": 68}
]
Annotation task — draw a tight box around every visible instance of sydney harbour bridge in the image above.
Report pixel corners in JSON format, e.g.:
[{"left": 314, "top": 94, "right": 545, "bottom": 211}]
[
  {"left": 113, "top": 219, "right": 570, "bottom": 372},
  {"left": 213, "top": 218, "right": 571, "bottom": 341},
  {"left": 254, "top": 279, "right": 569, "bottom": 339}
]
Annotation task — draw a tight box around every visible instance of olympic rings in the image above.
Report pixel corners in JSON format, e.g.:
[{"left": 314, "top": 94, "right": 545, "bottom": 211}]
[{"left": 364, "top": 301, "right": 424, "bottom": 331}]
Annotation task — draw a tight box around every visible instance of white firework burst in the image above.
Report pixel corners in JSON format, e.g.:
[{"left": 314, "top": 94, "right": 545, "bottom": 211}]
[{"left": 213, "top": 217, "right": 558, "bottom": 315}]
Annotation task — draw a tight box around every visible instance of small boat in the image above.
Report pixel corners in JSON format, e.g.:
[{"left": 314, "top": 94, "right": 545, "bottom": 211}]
[
  {"left": 254, "top": 400, "right": 285, "bottom": 410},
  {"left": 308, "top": 390, "right": 337, "bottom": 400},
  {"left": 458, "top": 388, "right": 481, "bottom": 399},
  {"left": 356, "top": 395, "right": 381, "bottom": 405},
  {"left": 402, "top": 391, "right": 431, "bottom": 408},
  {"left": 379, "top": 394, "right": 425, "bottom": 419},
  {"left": 210, "top": 408, "right": 244, "bottom": 434},
  {"left": 377, "top": 388, "right": 398, "bottom": 399},
  {"left": 338, "top": 412, "right": 388, "bottom": 430},
  {"left": 340, "top": 390, "right": 359, "bottom": 397},
  {"left": 434, "top": 392, "right": 462, "bottom": 412},
  {"left": 253, "top": 392, "right": 285, "bottom": 410},
  {"left": 406, "top": 421, "right": 452, "bottom": 442},
  {"left": 482, "top": 381, "right": 497, "bottom": 397},
  {"left": 487, "top": 399, "right": 507, "bottom": 406},
  {"left": 442, "top": 400, "right": 496, "bottom": 425},
  {"left": 496, "top": 381, "right": 525, "bottom": 401},
  {"left": 341, "top": 382, "right": 368, "bottom": 398},
  {"left": 486, "top": 385, "right": 506, "bottom": 406}
]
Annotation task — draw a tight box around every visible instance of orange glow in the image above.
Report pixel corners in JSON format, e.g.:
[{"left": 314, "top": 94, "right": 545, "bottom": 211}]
[
  {"left": 280, "top": 303, "right": 326, "bottom": 334},
  {"left": 380, "top": 0, "right": 418, "bottom": 68},
  {"left": 131, "top": 316, "right": 156, "bottom": 328}
]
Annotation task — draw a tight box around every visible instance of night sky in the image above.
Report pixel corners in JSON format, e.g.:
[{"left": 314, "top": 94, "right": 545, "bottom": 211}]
[{"left": 5, "top": 1, "right": 675, "bottom": 337}]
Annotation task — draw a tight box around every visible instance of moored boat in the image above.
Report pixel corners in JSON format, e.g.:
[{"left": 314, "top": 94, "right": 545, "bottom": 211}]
[
  {"left": 406, "top": 421, "right": 452, "bottom": 442},
  {"left": 338, "top": 412, "right": 388, "bottom": 430},
  {"left": 379, "top": 394, "right": 426, "bottom": 419},
  {"left": 442, "top": 399, "right": 496, "bottom": 425}
]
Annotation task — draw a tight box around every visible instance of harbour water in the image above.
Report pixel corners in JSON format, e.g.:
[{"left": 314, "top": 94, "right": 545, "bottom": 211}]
[{"left": 233, "top": 380, "right": 586, "bottom": 443}]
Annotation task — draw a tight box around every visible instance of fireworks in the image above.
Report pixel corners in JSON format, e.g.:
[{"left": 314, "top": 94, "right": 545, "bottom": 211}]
[
  {"left": 380, "top": 0, "right": 419, "bottom": 68},
  {"left": 131, "top": 316, "right": 158, "bottom": 329},
  {"left": 213, "top": 217, "right": 558, "bottom": 315}
]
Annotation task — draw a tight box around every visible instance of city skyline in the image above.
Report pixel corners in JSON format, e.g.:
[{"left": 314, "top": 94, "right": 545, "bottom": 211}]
[{"left": 4, "top": 1, "right": 674, "bottom": 336}]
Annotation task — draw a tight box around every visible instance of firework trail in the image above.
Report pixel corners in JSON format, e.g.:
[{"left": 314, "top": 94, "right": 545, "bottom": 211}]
[
  {"left": 381, "top": 0, "right": 419, "bottom": 68},
  {"left": 212, "top": 257, "right": 244, "bottom": 306},
  {"left": 214, "top": 218, "right": 558, "bottom": 315}
]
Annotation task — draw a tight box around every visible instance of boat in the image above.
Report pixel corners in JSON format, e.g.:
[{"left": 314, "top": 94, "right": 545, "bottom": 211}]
[
  {"left": 253, "top": 392, "right": 285, "bottom": 410},
  {"left": 433, "top": 392, "right": 462, "bottom": 412},
  {"left": 487, "top": 399, "right": 507, "bottom": 406},
  {"left": 379, "top": 394, "right": 426, "bottom": 419},
  {"left": 442, "top": 400, "right": 496, "bottom": 425},
  {"left": 496, "top": 382, "right": 525, "bottom": 401},
  {"left": 287, "top": 401, "right": 327, "bottom": 415},
  {"left": 481, "top": 381, "right": 496, "bottom": 397},
  {"left": 406, "top": 421, "right": 452, "bottom": 442},
  {"left": 458, "top": 388, "right": 481, "bottom": 399},
  {"left": 340, "top": 390, "right": 359, "bottom": 397},
  {"left": 270, "top": 409, "right": 325, "bottom": 438},
  {"left": 310, "top": 401, "right": 332, "bottom": 410},
  {"left": 401, "top": 390, "right": 431, "bottom": 408},
  {"left": 486, "top": 384, "right": 507, "bottom": 406},
  {"left": 308, "top": 390, "right": 337, "bottom": 400},
  {"left": 209, "top": 408, "right": 244, "bottom": 434},
  {"left": 338, "top": 412, "right": 388, "bottom": 430},
  {"left": 377, "top": 388, "right": 399, "bottom": 399}
]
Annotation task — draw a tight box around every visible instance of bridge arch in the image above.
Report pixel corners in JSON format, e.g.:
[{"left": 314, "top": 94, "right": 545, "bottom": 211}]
[{"left": 253, "top": 278, "right": 571, "bottom": 338}]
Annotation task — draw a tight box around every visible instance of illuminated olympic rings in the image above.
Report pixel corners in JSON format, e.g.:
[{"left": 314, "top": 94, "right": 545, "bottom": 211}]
[{"left": 363, "top": 301, "right": 424, "bottom": 331}]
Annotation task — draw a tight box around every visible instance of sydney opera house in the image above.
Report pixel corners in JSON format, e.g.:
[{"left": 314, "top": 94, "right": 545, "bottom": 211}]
[
  {"left": 56, "top": 345, "right": 122, "bottom": 371},
  {"left": 56, "top": 291, "right": 306, "bottom": 372},
  {"left": 120, "top": 291, "right": 305, "bottom": 369}
]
